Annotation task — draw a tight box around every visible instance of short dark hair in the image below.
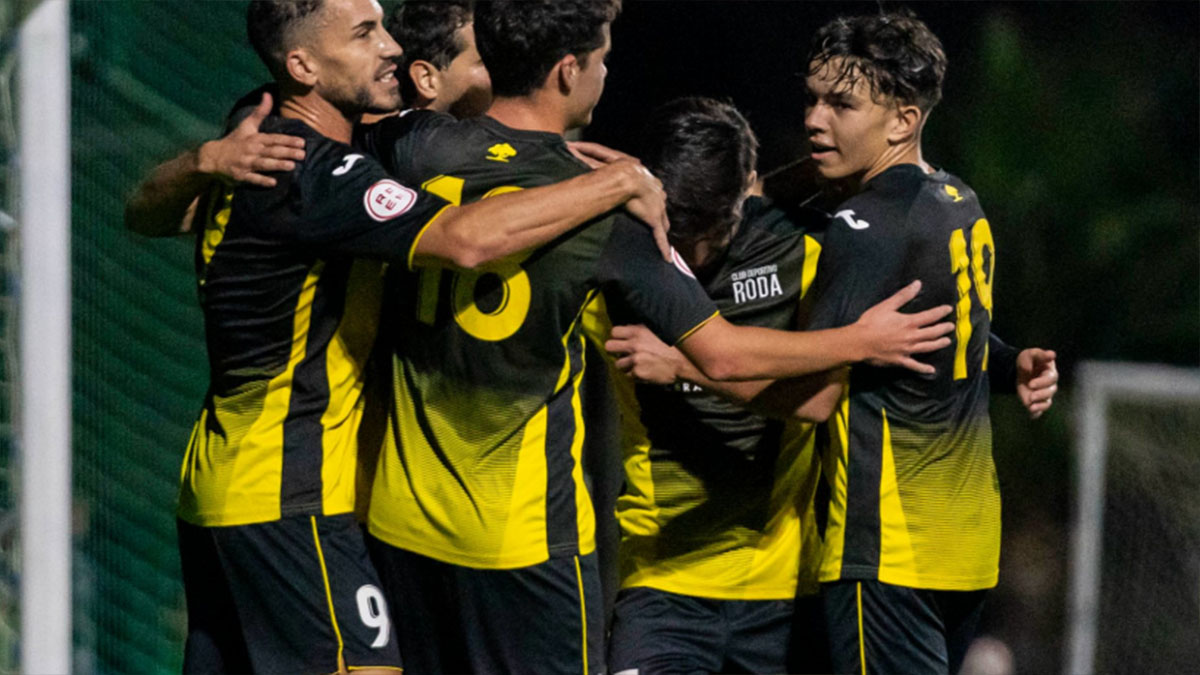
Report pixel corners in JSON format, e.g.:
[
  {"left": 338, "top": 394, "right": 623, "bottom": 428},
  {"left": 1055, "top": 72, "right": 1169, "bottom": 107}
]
[
  {"left": 638, "top": 97, "right": 758, "bottom": 246},
  {"left": 247, "top": 0, "right": 326, "bottom": 81},
  {"left": 473, "top": 0, "right": 621, "bottom": 98},
  {"left": 389, "top": 0, "right": 474, "bottom": 104},
  {"left": 807, "top": 11, "right": 946, "bottom": 112}
]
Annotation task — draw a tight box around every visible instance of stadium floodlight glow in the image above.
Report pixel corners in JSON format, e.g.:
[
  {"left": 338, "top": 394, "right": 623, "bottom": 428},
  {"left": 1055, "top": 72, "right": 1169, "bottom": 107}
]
[
  {"left": 18, "top": 1, "right": 72, "bottom": 673},
  {"left": 1065, "top": 361, "right": 1200, "bottom": 675}
]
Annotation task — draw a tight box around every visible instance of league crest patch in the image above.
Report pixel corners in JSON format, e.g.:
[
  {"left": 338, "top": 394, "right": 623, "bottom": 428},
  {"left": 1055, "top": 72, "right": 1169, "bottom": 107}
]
[
  {"left": 364, "top": 179, "right": 417, "bottom": 222},
  {"left": 670, "top": 247, "right": 696, "bottom": 279}
]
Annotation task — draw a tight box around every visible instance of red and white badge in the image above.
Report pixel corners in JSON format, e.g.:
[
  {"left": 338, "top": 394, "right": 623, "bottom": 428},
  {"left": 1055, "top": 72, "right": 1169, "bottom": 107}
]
[{"left": 363, "top": 179, "right": 417, "bottom": 222}]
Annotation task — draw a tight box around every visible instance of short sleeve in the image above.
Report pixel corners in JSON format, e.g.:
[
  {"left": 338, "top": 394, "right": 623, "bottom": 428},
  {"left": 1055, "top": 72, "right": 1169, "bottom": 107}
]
[
  {"left": 593, "top": 215, "right": 719, "bottom": 345},
  {"left": 236, "top": 132, "right": 452, "bottom": 263},
  {"left": 353, "top": 110, "right": 456, "bottom": 183},
  {"left": 987, "top": 332, "right": 1019, "bottom": 394},
  {"left": 805, "top": 200, "right": 908, "bottom": 331}
]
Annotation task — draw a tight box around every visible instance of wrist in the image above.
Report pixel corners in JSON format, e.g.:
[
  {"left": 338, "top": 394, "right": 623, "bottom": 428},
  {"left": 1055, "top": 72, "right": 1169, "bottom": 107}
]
[{"left": 195, "top": 141, "right": 219, "bottom": 177}]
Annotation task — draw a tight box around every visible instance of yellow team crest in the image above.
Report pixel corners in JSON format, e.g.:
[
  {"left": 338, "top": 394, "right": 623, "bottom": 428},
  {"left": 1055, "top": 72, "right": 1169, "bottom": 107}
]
[
  {"left": 486, "top": 143, "right": 517, "bottom": 162},
  {"left": 944, "top": 184, "right": 964, "bottom": 202}
]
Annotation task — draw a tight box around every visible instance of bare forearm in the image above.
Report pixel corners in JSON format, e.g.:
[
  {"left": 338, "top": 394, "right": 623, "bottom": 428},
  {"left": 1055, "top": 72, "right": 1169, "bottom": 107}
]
[
  {"left": 413, "top": 165, "right": 639, "bottom": 269},
  {"left": 124, "top": 145, "right": 212, "bottom": 237},
  {"left": 675, "top": 350, "right": 845, "bottom": 422},
  {"left": 680, "top": 318, "right": 866, "bottom": 382}
]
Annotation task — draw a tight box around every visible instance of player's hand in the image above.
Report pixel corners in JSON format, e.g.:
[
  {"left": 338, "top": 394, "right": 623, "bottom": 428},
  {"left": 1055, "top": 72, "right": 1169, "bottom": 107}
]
[
  {"left": 605, "top": 324, "right": 681, "bottom": 385},
  {"left": 600, "top": 159, "right": 672, "bottom": 262},
  {"left": 854, "top": 280, "right": 955, "bottom": 374},
  {"left": 196, "top": 92, "right": 305, "bottom": 188},
  {"left": 567, "top": 140, "right": 637, "bottom": 169},
  {"left": 1016, "top": 348, "right": 1058, "bottom": 419}
]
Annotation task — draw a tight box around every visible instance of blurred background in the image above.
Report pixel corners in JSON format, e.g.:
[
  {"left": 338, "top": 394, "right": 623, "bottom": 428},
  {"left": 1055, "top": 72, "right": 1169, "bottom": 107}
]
[{"left": 0, "top": 1, "right": 1196, "bottom": 673}]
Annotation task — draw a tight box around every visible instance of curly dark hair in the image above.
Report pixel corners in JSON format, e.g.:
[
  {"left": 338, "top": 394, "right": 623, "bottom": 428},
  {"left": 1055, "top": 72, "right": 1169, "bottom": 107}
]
[
  {"left": 807, "top": 10, "right": 946, "bottom": 112},
  {"left": 388, "top": 0, "right": 475, "bottom": 104},
  {"left": 473, "top": 0, "right": 621, "bottom": 98},
  {"left": 246, "top": 0, "right": 325, "bottom": 81},
  {"left": 637, "top": 97, "right": 758, "bottom": 247}
]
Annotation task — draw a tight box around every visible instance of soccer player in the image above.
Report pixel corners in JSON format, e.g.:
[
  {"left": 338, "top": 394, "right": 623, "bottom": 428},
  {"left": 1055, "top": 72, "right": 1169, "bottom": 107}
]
[
  {"left": 143, "top": 0, "right": 678, "bottom": 671},
  {"left": 388, "top": 0, "right": 491, "bottom": 117},
  {"left": 597, "top": 96, "right": 833, "bottom": 675},
  {"left": 799, "top": 12, "right": 1057, "bottom": 674},
  {"left": 354, "top": 2, "right": 956, "bottom": 672}
]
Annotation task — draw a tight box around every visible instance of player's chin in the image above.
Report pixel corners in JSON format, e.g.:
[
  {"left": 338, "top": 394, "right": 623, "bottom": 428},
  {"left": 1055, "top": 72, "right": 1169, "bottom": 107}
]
[{"left": 366, "top": 85, "right": 402, "bottom": 115}]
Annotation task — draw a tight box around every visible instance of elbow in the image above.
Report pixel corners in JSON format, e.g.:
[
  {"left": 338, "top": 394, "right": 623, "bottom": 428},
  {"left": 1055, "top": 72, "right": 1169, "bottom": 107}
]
[
  {"left": 693, "top": 354, "right": 743, "bottom": 383},
  {"left": 444, "top": 236, "right": 500, "bottom": 270}
]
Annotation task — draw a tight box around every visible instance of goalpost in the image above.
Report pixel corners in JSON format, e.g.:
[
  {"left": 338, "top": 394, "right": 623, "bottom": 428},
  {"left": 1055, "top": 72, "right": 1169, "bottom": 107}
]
[
  {"left": 1065, "top": 360, "right": 1200, "bottom": 675},
  {"left": 17, "top": 0, "right": 71, "bottom": 673}
]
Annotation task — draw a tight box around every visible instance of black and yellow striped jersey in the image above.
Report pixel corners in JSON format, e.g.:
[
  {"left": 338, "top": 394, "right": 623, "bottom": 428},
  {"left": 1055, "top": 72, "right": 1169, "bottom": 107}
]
[
  {"left": 806, "top": 164, "right": 999, "bottom": 591},
  {"left": 178, "top": 116, "right": 449, "bottom": 527},
  {"left": 596, "top": 197, "right": 827, "bottom": 600},
  {"left": 356, "top": 113, "right": 720, "bottom": 569}
]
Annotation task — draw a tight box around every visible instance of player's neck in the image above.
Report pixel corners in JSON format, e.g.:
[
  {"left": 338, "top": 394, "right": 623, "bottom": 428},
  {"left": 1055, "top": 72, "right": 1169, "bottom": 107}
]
[
  {"left": 486, "top": 95, "right": 570, "bottom": 136},
  {"left": 856, "top": 141, "right": 930, "bottom": 192},
  {"left": 279, "top": 90, "right": 357, "bottom": 144}
]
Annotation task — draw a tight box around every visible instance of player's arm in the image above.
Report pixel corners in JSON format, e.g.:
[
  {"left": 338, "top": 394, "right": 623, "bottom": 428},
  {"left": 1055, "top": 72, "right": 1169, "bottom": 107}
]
[
  {"left": 604, "top": 322, "right": 846, "bottom": 422},
  {"left": 597, "top": 216, "right": 952, "bottom": 385},
  {"left": 989, "top": 333, "right": 1057, "bottom": 418},
  {"left": 124, "top": 92, "right": 305, "bottom": 237},
  {"left": 411, "top": 158, "right": 671, "bottom": 269},
  {"left": 675, "top": 280, "right": 950, "bottom": 381}
]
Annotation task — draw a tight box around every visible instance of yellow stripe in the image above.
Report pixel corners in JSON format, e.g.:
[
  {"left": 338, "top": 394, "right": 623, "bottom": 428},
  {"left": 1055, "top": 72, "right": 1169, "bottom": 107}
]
[
  {"left": 856, "top": 582, "right": 866, "bottom": 675},
  {"left": 347, "top": 667, "right": 404, "bottom": 673},
  {"left": 672, "top": 309, "right": 721, "bottom": 346},
  {"left": 877, "top": 409, "right": 917, "bottom": 583},
  {"left": 575, "top": 555, "right": 588, "bottom": 675},
  {"left": 311, "top": 516, "right": 347, "bottom": 673},
  {"left": 201, "top": 186, "right": 234, "bottom": 266},
  {"left": 406, "top": 204, "right": 454, "bottom": 270},
  {"left": 800, "top": 234, "right": 822, "bottom": 299}
]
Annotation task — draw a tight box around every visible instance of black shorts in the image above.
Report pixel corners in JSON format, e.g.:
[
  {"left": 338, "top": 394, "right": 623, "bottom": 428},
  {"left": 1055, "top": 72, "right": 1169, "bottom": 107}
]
[
  {"left": 367, "top": 535, "right": 604, "bottom": 674},
  {"left": 178, "top": 514, "right": 401, "bottom": 674},
  {"left": 607, "top": 586, "right": 798, "bottom": 675},
  {"left": 822, "top": 580, "right": 986, "bottom": 675}
]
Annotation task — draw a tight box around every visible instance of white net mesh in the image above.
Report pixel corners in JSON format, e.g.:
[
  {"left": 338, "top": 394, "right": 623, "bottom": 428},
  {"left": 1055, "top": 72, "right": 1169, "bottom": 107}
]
[{"left": 1068, "top": 362, "right": 1200, "bottom": 675}]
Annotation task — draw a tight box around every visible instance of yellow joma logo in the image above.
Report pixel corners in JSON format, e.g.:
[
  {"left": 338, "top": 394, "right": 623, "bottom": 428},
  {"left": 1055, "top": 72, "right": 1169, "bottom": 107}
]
[
  {"left": 944, "top": 185, "right": 964, "bottom": 202},
  {"left": 486, "top": 143, "right": 517, "bottom": 162}
]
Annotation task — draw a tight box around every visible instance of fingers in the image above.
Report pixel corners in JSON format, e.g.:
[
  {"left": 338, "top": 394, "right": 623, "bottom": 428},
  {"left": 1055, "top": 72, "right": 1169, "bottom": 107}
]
[
  {"left": 652, "top": 218, "right": 672, "bottom": 262},
  {"left": 911, "top": 321, "right": 956, "bottom": 341},
  {"left": 259, "top": 134, "right": 307, "bottom": 157},
  {"left": 569, "top": 141, "right": 633, "bottom": 164},
  {"left": 567, "top": 142, "right": 605, "bottom": 169},
  {"left": 1026, "top": 384, "right": 1057, "bottom": 403},
  {"left": 614, "top": 355, "right": 634, "bottom": 372},
  {"left": 239, "top": 172, "right": 278, "bottom": 188},
  {"left": 907, "top": 337, "right": 952, "bottom": 354},
  {"left": 878, "top": 280, "right": 922, "bottom": 310},
  {"left": 604, "top": 338, "right": 630, "bottom": 355},
  {"left": 909, "top": 304, "right": 954, "bottom": 326},
  {"left": 898, "top": 357, "right": 936, "bottom": 375},
  {"left": 242, "top": 92, "right": 274, "bottom": 128}
]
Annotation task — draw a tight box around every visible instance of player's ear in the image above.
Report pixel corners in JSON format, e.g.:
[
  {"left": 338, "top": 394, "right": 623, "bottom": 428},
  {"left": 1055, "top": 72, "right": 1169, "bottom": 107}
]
[
  {"left": 744, "top": 169, "right": 760, "bottom": 197},
  {"left": 285, "top": 47, "right": 319, "bottom": 87},
  {"left": 410, "top": 60, "right": 440, "bottom": 101},
  {"left": 555, "top": 53, "right": 579, "bottom": 94},
  {"left": 887, "top": 103, "right": 923, "bottom": 144}
]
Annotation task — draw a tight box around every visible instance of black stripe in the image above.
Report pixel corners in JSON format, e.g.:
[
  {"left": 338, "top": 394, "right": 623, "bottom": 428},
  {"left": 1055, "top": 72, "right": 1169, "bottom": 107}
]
[
  {"left": 281, "top": 260, "right": 350, "bottom": 514},
  {"left": 544, "top": 330, "right": 584, "bottom": 556},
  {"left": 842, "top": 398, "right": 882, "bottom": 575}
]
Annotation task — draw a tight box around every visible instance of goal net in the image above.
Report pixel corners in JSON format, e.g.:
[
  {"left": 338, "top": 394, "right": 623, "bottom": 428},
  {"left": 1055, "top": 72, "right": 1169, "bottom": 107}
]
[{"left": 1066, "top": 361, "right": 1200, "bottom": 674}]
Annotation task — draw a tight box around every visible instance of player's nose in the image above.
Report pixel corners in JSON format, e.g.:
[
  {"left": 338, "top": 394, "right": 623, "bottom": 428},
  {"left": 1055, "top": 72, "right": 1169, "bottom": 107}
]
[{"left": 379, "top": 29, "right": 402, "bottom": 60}]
